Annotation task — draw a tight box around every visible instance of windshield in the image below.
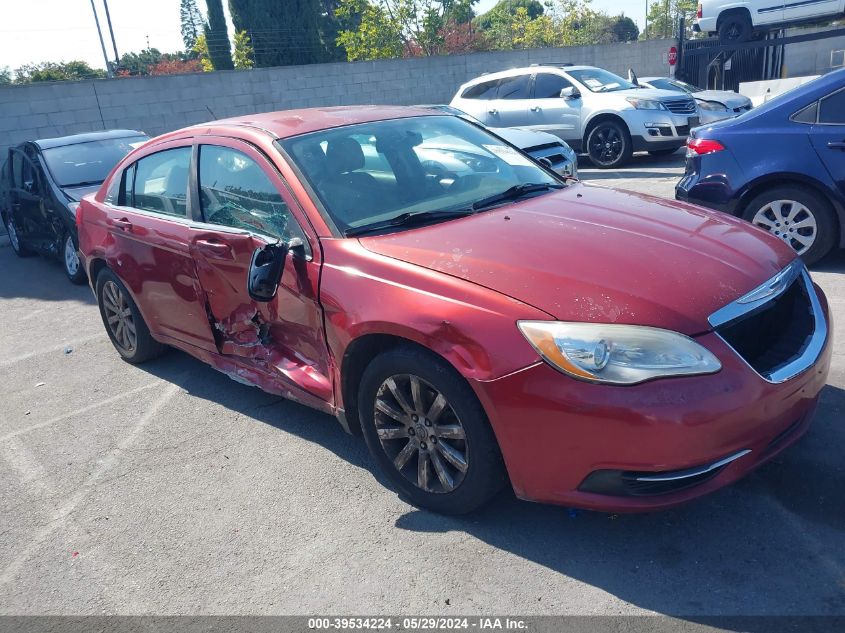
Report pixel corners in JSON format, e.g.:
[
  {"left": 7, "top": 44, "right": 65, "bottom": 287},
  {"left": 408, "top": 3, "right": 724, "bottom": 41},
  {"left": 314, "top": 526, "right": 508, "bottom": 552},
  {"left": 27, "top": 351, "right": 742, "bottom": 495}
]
[
  {"left": 42, "top": 135, "right": 149, "bottom": 187},
  {"left": 279, "top": 115, "right": 559, "bottom": 235},
  {"left": 568, "top": 69, "right": 635, "bottom": 93}
]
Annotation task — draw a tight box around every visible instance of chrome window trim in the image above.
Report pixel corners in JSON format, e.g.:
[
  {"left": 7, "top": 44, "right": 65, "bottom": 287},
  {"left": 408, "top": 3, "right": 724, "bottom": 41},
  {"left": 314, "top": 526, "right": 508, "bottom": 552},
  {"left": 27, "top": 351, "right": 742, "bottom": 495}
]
[
  {"left": 632, "top": 449, "right": 751, "bottom": 482},
  {"left": 708, "top": 260, "right": 828, "bottom": 384}
]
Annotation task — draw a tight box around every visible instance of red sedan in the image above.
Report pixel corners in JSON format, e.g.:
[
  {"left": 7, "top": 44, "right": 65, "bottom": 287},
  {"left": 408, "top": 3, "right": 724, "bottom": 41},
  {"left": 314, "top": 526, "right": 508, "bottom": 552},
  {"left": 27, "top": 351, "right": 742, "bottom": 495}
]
[{"left": 77, "top": 107, "right": 831, "bottom": 514}]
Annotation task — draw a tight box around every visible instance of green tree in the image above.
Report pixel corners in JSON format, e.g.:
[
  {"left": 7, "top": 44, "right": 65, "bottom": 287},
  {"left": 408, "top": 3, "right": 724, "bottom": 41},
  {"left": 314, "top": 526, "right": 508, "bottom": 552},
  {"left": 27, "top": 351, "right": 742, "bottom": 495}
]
[
  {"left": 205, "top": 0, "right": 234, "bottom": 70},
  {"left": 473, "top": 0, "right": 544, "bottom": 30},
  {"left": 643, "top": 0, "right": 696, "bottom": 39},
  {"left": 233, "top": 30, "right": 255, "bottom": 68},
  {"left": 180, "top": 0, "right": 205, "bottom": 52},
  {"left": 0, "top": 67, "right": 11, "bottom": 84},
  {"left": 611, "top": 15, "right": 639, "bottom": 41},
  {"left": 228, "top": 0, "right": 328, "bottom": 67},
  {"left": 118, "top": 48, "right": 163, "bottom": 75},
  {"left": 14, "top": 60, "right": 106, "bottom": 83},
  {"left": 192, "top": 33, "right": 214, "bottom": 71},
  {"left": 336, "top": 0, "right": 404, "bottom": 60},
  {"left": 336, "top": 0, "right": 477, "bottom": 59}
]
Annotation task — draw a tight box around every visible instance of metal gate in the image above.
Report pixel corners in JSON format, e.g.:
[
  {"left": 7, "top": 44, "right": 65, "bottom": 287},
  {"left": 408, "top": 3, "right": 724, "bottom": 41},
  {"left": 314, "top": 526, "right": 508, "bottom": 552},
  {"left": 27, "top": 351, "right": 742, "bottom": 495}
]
[{"left": 679, "top": 32, "right": 784, "bottom": 92}]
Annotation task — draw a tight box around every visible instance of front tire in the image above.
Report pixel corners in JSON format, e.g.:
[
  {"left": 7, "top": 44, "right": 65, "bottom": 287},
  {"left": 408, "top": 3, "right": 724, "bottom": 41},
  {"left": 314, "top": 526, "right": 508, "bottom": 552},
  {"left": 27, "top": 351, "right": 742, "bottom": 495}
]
[
  {"left": 586, "top": 120, "right": 632, "bottom": 169},
  {"left": 4, "top": 213, "right": 35, "bottom": 257},
  {"left": 96, "top": 268, "right": 165, "bottom": 364},
  {"left": 358, "top": 346, "right": 507, "bottom": 514},
  {"left": 62, "top": 232, "right": 86, "bottom": 285},
  {"left": 742, "top": 186, "right": 837, "bottom": 266}
]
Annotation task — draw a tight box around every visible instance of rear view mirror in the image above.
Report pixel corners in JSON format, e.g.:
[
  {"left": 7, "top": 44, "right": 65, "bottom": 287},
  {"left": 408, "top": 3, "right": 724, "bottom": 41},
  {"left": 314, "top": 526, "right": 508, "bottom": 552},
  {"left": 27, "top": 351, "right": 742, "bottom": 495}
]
[
  {"left": 249, "top": 242, "right": 289, "bottom": 301},
  {"left": 560, "top": 87, "right": 580, "bottom": 100}
]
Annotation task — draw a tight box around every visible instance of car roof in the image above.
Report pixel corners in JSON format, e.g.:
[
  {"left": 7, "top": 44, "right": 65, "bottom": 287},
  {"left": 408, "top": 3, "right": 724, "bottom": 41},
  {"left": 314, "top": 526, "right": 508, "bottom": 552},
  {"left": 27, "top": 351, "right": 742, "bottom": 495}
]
[
  {"left": 32, "top": 129, "right": 147, "bottom": 150},
  {"left": 461, "top": 65, "right": 599, "bottom": 86},
  {"left": 178, "top": 106, "right": 441, "bottom": 141}
]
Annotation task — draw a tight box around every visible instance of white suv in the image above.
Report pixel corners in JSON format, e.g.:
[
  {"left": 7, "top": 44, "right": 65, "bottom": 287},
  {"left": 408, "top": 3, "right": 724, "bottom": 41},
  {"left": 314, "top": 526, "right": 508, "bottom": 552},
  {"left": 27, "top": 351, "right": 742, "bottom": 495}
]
[
  {"left": 451, "top": 65, "right": 698, "bottom": 168},
  {"left": 695, "top": 0, "right": 845, "bottom": 42}
]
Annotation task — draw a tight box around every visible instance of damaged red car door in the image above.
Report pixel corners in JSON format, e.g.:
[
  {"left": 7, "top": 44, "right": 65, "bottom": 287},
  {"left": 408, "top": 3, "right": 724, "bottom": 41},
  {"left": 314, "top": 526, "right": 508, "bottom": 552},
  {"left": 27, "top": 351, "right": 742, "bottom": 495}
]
[{"left": 190, "top": 138, "right": 333, "bottom": 407}]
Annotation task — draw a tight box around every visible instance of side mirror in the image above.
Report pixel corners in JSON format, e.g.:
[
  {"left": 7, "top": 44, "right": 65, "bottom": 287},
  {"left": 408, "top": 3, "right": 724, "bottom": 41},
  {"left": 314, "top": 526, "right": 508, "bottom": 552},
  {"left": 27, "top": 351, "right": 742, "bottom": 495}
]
[
  {"left": 560, "top": 86, "right": 580, "bottom": 100},
  {"left": 248, "top": 242, "right": 289, "bottom": 302}
]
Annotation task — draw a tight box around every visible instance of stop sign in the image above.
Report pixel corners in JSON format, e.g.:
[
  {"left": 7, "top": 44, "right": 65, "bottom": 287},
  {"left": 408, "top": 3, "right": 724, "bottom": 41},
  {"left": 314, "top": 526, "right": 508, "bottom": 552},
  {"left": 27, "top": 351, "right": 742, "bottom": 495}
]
[{"left": 668, "top": 46, "right": 678, "bottom": 66}]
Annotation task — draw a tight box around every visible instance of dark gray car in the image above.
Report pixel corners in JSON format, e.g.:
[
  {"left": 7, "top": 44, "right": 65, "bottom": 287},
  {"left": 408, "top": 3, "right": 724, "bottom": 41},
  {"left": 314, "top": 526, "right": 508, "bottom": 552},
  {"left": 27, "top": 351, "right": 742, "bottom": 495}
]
[{"left": 1, "top": 130, "right": 148, "bottom": 283}]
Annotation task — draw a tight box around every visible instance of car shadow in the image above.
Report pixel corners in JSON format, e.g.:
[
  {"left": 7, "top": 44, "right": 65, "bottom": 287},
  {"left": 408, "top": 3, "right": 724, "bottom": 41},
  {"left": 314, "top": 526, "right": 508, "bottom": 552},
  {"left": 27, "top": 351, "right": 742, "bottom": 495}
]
[
  {"left": 579, "top": 150, "right": 686, "bottom": 173},
  {"left": 136, "top": 348, "right": 845, "bottom": 623},
  {"left": 814, "top": 247, "right": 845, "bottom": 274},
  {"left": 393, "top": 384, "right": 845, "bottom": 623},
  {"left": 0, "top": 244, "right": 95, "bottom": 305}
]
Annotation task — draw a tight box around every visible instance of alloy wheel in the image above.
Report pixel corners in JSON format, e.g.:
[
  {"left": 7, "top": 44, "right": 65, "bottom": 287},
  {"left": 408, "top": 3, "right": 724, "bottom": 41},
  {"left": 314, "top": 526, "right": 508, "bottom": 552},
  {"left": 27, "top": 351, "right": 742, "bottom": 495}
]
[
  {"left": 64, "top": 235, "right": 80, "bottom": 277},
  {"left": 6, "top": 217, "right": 21, "bottom": 253},
  {"left": 102, "top": 280, "right": 137, "bottom": 354},
  {"left": 590, "top": 126, "right": 623, "bottom": 165},
  {"left": 751, "top": 200, "right": 817, "bottom": 255},
  {"left": 373, "top": 374, "right": 469, "bottom": 494}
]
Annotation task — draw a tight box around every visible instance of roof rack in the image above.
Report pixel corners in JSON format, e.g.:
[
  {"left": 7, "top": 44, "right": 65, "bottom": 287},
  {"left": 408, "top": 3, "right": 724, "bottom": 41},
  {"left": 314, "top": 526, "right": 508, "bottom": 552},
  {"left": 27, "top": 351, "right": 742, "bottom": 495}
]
[{"left": 530, "top": 62, "right": 574, "bottom": 67}]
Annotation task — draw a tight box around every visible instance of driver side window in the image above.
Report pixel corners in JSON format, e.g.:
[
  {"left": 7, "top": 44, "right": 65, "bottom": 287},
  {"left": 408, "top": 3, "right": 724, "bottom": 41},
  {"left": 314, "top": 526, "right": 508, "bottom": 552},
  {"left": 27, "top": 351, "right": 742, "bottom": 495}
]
[{"left": 198, "top": 145, "right": 305, "bottom": 242}]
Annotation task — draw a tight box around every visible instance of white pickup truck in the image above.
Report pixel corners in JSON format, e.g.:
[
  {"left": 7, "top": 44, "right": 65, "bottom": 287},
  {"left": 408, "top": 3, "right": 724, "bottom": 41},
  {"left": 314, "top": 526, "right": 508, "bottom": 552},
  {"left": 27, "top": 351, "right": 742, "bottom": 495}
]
[{"left": 695, "top": 0, "right": 845, "bottom": 42}]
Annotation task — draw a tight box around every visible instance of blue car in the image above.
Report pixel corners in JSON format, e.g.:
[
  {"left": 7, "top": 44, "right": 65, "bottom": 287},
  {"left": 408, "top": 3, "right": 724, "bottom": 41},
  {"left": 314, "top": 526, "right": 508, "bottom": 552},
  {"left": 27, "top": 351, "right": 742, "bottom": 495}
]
[{"left": 676, "top": 68, "right": 845, "bottom": 265}]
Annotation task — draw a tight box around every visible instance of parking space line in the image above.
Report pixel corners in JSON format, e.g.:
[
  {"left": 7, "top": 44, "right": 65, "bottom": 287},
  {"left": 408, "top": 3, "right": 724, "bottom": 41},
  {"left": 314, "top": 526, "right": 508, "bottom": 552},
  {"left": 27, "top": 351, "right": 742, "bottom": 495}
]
[
  {"left": 0, "top": 334, "right": 104, "bottom": 368},
  {"left": 0, "top": 382, "right": 163, "bottom": 444},
  {"left": 0, "top": 381, "right": 182, "bottom": 590}
]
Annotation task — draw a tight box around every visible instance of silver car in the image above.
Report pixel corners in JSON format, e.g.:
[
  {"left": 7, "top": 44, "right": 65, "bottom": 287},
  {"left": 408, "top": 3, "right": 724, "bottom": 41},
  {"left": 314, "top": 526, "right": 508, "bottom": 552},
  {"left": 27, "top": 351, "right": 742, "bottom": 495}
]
[
  {"left": 419, "top": 104, "right": 578, "bottom": 179},
  {"left": 450, "top": 65, "right": 698, "bottom": 168},
  {"left": 639, "top": 76, "right": 753, "bottom": 124}
]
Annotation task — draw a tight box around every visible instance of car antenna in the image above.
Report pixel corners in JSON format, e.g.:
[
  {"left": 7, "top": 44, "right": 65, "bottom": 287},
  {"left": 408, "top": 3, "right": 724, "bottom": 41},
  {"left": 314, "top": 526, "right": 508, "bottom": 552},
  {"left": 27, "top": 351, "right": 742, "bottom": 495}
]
[
  {"left": 628, "top": 68, "right": 640, "bottom": 87},
  {"left": 206, "top": 106, "right": 217, "bottom": 120}
]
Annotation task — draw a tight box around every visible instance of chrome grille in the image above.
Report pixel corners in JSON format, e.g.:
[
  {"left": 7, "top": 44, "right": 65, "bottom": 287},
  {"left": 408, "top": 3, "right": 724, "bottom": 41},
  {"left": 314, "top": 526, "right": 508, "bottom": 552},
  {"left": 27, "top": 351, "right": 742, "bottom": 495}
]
[
  {"left": 708, "top": 261, "right": 827, "bottom": 383},
  {"left": 663, "top": 98, "right": 697, "bottom": 114}
]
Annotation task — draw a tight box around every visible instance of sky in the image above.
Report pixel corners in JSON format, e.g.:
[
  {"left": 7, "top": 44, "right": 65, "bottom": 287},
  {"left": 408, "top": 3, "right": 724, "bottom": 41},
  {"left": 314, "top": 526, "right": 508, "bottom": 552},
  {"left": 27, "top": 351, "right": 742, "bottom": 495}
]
[{"left": 0, "top": 0, "right": 648, "bottom": 73}]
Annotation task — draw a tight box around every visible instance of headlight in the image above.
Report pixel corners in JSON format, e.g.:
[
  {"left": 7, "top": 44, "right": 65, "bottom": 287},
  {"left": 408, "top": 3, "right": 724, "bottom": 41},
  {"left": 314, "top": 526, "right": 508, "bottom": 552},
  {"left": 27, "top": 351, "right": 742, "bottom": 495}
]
[
  {"left": 67, "top": 202, "right": 80, "bottom": 218},
  {"left": 517, "top": 321, "right": 722, "bottom": 385},
  {"left": 626, "top": 98, "right": 666, "bottom": 111},
  {"left": 697, "top": 100, "right": 729, "bottom": 112}
]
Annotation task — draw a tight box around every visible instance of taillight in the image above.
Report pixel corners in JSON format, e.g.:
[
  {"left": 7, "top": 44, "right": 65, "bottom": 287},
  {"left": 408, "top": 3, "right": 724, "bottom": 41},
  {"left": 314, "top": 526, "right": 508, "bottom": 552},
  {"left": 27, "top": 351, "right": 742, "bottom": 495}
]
[
  {"left": 697, "top": 3, "right": 702, "bottom": 18},
  {"left": 686, "top": 138, "right": 725, "bottom": 156}
]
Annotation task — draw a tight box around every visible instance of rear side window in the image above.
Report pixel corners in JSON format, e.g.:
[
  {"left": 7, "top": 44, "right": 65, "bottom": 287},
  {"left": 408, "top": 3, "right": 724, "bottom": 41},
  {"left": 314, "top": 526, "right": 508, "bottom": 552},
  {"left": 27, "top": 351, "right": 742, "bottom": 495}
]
[
  {"left": 819, "top": 89, "right": 845, "bottom": 124},
  {"left": 497, "top": 74, "right": 530, "bottom": 100},
  {"left": 792, "top": 102, "right": 818, "bottom": 124},
  {"left": 131, "top": 147, "right": 191, "bottom": 217},
  {"left": 198, "top": 145, "right": 304, "bottom": 241},
  {"left": 533, "top": 73, "right": 573, "bottom": 99},
  {"left": 462, "top": 78, "right": 500, "bottom": 100}
]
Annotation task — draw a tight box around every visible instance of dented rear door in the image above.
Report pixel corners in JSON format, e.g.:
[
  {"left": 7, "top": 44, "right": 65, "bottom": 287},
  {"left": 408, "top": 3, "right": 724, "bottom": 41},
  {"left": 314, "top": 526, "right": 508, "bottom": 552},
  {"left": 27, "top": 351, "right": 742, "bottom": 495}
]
[{"left": 189, "top": 138, "right": 333, "bottom": 406}]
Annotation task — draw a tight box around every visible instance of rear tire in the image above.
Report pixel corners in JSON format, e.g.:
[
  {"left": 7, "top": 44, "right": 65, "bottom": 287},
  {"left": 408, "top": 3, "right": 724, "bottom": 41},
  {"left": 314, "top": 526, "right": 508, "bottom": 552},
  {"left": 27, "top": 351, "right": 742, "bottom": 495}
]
[
  {"left": 358, "top": 346, "right": 507, "bottom": 514},
  {"left": 96, "top": 268, "right": 165, "bottom": 364},
  {"left": 742, "top": 186, "right": 837, "bottom": 266},
  {"left": 718, "top": 11, "right": 752, "bottom": 43},
  {"left": 4, "top": 213, "right": 35, "bottom": 257},
  {"left": 585, "top": 120, "right": 633, "bottom": 169}
]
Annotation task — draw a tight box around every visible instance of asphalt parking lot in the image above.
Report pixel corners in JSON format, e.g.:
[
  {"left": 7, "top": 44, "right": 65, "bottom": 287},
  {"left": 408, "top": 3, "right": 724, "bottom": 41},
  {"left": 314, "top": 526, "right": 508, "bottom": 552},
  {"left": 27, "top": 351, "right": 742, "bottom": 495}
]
[{"left": 1, "top": 151, "right": 843, "bottom": 620}]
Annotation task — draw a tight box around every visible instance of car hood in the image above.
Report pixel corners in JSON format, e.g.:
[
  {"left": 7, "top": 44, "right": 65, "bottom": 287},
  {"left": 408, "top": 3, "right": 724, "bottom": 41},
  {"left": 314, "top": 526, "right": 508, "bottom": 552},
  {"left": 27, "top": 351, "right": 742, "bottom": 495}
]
[
  {"left": 607, "top": 87, "right": 690, "bottom": 102},
  {"left": 61, "top": 184, "right": 102, "bottom": 202},
  {"left": 695, "top": 90, "right": 752, "bottom": 109},
  {"left": 491, "top": 127, "right": 568, "bottom": 150},
  {"left": 358, "top": 183, "right": 794, "bottom": 335}
]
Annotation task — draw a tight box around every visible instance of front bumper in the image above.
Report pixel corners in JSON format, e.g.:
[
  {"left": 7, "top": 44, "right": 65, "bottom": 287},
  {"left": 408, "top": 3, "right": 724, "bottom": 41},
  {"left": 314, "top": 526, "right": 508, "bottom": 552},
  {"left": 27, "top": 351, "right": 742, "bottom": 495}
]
[
  {"left": 626, "top": 110, "right": 699, "bottom": 151},
  {"left": 471, "top": 295, "right": 831, "bottom": 511}
]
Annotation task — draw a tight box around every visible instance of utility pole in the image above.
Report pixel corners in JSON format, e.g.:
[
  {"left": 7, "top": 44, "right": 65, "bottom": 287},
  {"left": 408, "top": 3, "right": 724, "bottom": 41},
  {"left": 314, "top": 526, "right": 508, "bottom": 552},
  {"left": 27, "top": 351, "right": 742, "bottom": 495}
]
[
  {"left": 89, "top": 0, "right": 113, "bottom": 78},
  {"left": 102, "top": 0, "right": 120, "bottom": 66}
]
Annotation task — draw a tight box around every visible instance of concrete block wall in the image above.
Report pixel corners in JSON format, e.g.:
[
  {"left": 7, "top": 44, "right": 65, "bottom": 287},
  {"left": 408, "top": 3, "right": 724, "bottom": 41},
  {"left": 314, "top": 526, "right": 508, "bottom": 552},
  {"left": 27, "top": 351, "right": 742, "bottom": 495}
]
[{"left": 0, "top": 38, "right": 675, "bottom": 157}]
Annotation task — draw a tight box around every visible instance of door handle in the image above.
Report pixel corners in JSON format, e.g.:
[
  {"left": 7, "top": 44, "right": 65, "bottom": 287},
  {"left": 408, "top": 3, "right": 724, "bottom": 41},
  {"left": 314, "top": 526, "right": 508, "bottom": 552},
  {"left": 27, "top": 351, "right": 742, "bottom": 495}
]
[
  {"left": 111, "top": 217, "right": 133, "bottom": 231},
  {"left": 827, "top": 141, "right": 845, "bottom": 150},
  {"left": 195, "top": 238, "right": 233, "bottom": 259},
  {"left": 488, "top": 108, "right": 498, "bottom": 115},
  {"left": 530, "top": 106, "right": 540, "bottom": 112}
]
